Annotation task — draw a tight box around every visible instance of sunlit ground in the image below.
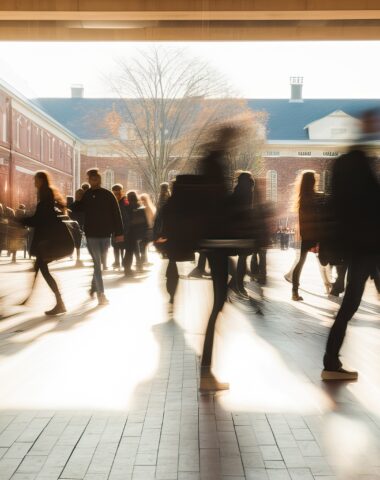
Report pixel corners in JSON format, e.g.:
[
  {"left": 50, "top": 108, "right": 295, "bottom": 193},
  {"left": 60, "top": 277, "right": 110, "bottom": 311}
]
[{"left": 1, "top": 248, "right": 380, "bottom": 478}]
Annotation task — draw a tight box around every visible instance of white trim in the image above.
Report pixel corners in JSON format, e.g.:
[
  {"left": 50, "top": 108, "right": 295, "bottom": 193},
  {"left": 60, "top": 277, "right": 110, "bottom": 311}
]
[{"left": 15, "top": 165, "right": 34, "bottom": 175}]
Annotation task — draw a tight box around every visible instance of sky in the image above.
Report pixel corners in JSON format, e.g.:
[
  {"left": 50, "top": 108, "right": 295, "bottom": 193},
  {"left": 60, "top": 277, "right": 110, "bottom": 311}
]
[{"left": 0, "top": 41, "right": 379, "bottom": 99}]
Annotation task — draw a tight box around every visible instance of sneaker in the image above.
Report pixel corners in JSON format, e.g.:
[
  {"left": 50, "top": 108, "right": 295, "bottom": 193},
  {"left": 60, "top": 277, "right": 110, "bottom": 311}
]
[
  {"left": 321, "top": 368, "right": 358, "bottom": 381},
  {"left": 199, "top": 370, "right": 229, "bottom": 392},
  {"left": 97, "top": 293, "right": 109, "bottom": 306},
  {"left": 188, "top": 268, "right": 204, "bottom": 279},
  {"left": 45, "top": 302, "right": 66, "bottom": 316},
  {"left": 89, "top": 288, "right": 95, "bottom": 299}
]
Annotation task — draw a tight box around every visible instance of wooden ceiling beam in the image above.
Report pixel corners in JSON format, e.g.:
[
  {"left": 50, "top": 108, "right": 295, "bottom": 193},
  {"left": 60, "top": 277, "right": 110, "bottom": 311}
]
[{"left": 0, "top": 10, "right": 380, "bottom": 21}]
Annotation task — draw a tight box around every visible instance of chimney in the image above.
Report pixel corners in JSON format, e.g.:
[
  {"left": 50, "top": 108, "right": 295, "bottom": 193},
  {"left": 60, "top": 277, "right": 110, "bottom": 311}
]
[
  {"left": 289, "top": 77, "right": 303, "bottom": 103},
  {"left": 71, "top": 84, "right": 84, "bottom": 98}
]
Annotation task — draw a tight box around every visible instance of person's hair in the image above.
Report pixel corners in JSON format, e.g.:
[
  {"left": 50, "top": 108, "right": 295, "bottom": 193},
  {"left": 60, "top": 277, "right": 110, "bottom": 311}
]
[
  {"left": 140, "top": 193, "right": 155, "bottom": 211},
  {"left": 233, "top": 171, "right": 254, "bottom": 205},
  {"left": 112, "top": 183, "right": 123, "bottom": 192},
  {"left": 127, "top": 190, "right": 140, "bottom": 207},
  {"left": 35, "top": 170, "right": 66, "bottom": 209},
  {"left": 157, "top": 182, "right": 171, "bottom": 207},
  {"left": 293, "top": 170, "right": 316, "bottom": 211},
  {"left": 81, "top": 182, "right": 90, "bottom": 191}
]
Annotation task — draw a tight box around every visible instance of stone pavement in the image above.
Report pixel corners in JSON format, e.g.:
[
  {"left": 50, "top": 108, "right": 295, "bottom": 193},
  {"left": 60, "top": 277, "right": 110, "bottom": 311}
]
[{"left": 0, "top": 248, "right": 380, "bottom": 480}]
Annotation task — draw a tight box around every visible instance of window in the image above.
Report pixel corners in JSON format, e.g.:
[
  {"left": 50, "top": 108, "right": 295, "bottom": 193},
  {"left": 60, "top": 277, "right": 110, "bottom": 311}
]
[
  {"left": 104, "top": 169, "right": 115, "bottom": 190},
  {"left": 119, "top": 122, "right": 136, "bottom": 141},
  {"left": 27, "top": 123, "right": 32, "bottom": 153},
  {"left": 15, "top": 116, "right": 21, "bottom": 148},
  {"left": 265, "top": 151, "right": 280, "bottom": 157},
  {"left": 297, "top": 151, "right": 311, "bottom": 156},
  {"left": 266, "top": 170, "right": 278, "bottom": 202},
  {"left": 128, "top": 170, "right": 142, "bottom": 191},
  {"left": 331, "top": 128, "right": 347, "bottom": 136},
  {"left": 2, "top": 110, "right": 6, "bottom": 143},
  {"left": 323, "top": 151, "right": 339, "bottom": 157}
]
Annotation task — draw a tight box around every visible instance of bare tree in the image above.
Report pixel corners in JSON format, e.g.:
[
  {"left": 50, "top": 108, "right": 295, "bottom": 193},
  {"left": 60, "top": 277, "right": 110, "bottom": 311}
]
[{"left": 105, "top": 47, "right": 264, "bottom": 199}]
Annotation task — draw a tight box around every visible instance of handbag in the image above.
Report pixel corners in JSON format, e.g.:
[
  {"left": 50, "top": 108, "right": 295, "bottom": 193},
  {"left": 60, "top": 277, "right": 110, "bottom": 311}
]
[{"left": 32, "top": 216, "right": 75, "bottom": 263}]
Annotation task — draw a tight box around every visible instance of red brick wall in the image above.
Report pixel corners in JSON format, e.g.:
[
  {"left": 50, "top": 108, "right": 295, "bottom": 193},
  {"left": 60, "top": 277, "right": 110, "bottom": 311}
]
[{"left": 80, "top": 155, "right": 150, "bottom": 193}]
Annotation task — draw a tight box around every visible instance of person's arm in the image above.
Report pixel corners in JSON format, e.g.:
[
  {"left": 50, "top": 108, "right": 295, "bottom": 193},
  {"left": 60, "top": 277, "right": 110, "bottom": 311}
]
[
  {"left": 109, "top": 191, "right": 124, "bottom": 239},
  {"left": 22, "top": 192, "right": 55, "bottom": 227}
]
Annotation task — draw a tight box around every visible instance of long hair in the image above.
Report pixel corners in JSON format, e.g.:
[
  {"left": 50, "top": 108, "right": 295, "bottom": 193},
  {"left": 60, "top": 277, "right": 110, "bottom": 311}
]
[
  {"left": 157, "top": 182, "right": 171, "bottom": 209},
  {"left": 292, "top": 170, "right": 317, "bottom": 212},
  {"left": 127, "top": 190, "right": 140, "bottom": 208},
  {"left": 35, "top": 171, "right": 66, "bottom": 210}
]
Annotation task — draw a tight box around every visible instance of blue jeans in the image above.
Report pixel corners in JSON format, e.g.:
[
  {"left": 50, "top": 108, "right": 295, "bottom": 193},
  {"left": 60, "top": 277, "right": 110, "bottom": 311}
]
[{"left": 87, "top": 237, "right": 110, "bottom": 294}]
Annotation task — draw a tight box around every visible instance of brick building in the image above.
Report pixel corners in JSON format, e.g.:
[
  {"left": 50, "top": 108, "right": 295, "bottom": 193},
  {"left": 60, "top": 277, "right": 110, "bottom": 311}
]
[
  {"left": 35, "top": 81, "right": 380, "bottom": 222},
  {"left": 0, "top": 80, "right": 79, "bottom": 211}
]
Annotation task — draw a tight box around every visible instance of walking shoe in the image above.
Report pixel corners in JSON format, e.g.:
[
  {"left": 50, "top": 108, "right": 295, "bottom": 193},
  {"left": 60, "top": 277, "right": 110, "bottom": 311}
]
[
  {"left": 89, "top": 288, "right": 95, "bottom": 299},
  {"left": 292, "top": 292, "right": 303, "bottom": 301},
  {"left": 45, "top": 301, "right": 66, "bottom": 316},
  {"left": 97, "top": 293, "right": 109, "bottom": 306},
  {"left": 188, "top": 267, "right": 204, "bottom": 279},
  {"left": 321, "top": 368, "right": 358, "bottom": 381},
  {"left": 199, "top": 368, "right": 229, "bottom": 392}
]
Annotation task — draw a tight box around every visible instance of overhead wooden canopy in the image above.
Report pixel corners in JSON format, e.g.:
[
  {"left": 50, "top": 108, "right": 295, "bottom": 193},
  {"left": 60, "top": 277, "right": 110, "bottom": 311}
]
[{"left": 0, "top": 0, "right": 380, "bottom": 40}]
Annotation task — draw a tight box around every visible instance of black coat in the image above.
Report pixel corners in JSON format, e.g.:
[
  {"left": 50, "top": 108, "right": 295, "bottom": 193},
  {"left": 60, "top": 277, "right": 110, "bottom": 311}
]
[{"left": 22, "top": 190, "right": 74, "bottom": 261}]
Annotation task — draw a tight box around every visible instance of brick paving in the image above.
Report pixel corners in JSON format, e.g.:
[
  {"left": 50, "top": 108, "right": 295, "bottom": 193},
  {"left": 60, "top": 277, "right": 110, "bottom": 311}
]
[{"left": 0, "top": 248, "right": 380, "bottom": 479}]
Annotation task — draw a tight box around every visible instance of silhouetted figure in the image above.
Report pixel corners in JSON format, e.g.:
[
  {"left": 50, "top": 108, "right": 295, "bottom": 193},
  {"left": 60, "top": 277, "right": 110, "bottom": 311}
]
[
  {"left": 228, "top": 171, "right": 255, "bottom": 298},
  {"left": 124, "top": 191, "right": 148, "bottom": 276},
  {"left": 72, "top": 168, "right": 124, "bottom": 305},
  {"left": 140, "top": 193, "right": 156, "bottom": 265},
  {"left": 111, "top": 184, "right": 128, "bottom": 270},
  {"left": 322, "top": 109, "right": 380, "bottom": 381},
  {"left": 291, "top": 171, "right": 324, "bottom": 301},
  {"left": 21, "top": 171, "right": 74, "bottom": 315}
]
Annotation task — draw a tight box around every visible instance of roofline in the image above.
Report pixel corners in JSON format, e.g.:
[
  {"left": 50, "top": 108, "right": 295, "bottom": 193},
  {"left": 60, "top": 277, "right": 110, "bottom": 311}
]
[{"left": 0, "top": 78, "right": 81, "bottom": 141}]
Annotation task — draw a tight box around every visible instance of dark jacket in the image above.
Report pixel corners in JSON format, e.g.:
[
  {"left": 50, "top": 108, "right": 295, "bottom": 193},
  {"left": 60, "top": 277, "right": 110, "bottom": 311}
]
[
  {"left": 124, "top": 204, "right": 148, "bottom": 241},
  {"left": 22, "top": 189, "right": 73, "bottom": 260},
  {"left": 71, "top": 187, "right": 123, "bottom": 238},
  {"left": 298, "top": 192, "right": 325, "bottom": 243},
  {"left": 330, "top": 148, "right": 380, "bottom": 254}
]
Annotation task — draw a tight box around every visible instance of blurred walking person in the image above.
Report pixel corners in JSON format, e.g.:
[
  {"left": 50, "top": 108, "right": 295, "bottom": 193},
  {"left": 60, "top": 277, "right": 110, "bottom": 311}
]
[
  {"left": 111, "top": 184, "right": 128, "bottom": 270},
  {"left": 322, "top": 110, "right": 380, "bottom": 380},
  {"left": 72, "top": 168, "right": 124, "bottom": 305},
  {"left": 291, "top": 171, "right": 324, "bottom": 301},
  {"left": 21, "top": 171, "right": 74, "bottom": 315},
  {"left": 140, "top": 193, "right": 156, "bottom": 265}
]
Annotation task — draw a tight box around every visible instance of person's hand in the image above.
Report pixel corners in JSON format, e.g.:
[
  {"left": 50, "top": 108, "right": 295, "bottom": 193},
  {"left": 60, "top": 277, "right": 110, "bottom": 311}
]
[
  {"left": 155, "top": 237, "right": 167, "bottom": 243},
  {"left": 114, "top": 235, "right": 124, "bottom": 243}
]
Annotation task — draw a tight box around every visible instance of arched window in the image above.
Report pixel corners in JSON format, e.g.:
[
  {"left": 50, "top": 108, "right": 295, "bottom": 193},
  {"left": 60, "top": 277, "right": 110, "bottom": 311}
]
[
  {"left": 266, "top": 170, "right": 278, "bottom": 202},
  {"left": 15, "top": 116, "right": 21, "bottom": 148},
  {"left": 104, "top": 168, "right": 115, "bottom": 190},
  {"left": 27, "top": 123, "right": 32, "bottom": 153}
]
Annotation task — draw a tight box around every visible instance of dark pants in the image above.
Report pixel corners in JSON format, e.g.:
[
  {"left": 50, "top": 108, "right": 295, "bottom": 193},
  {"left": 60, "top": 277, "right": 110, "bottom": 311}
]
[
  {"left": 324, "top": 254, "right": 377, "bottom": 370},
  {"left": 251, "top": 248, "right": 267, "bottom": 283},
  {"left": 201, "top": 251, "right": 229, "bottom": 368},
  {"left": 292, "top": 240, "right": 314, "bottom": 291},
  {"left": 113, "top": 246, "right": 123, "bottom": 267},
  {"left": 35, "top": 257, "right": 60, "bottom": 297},
  {"left": 87, "top": 237, "right": 110, "bottom": 294},
  {"left": 124, "top": 236, "right": 142, "bottom": 273},
  {"left": 166, "top": 260, "right": 179, "bottom": 303}
]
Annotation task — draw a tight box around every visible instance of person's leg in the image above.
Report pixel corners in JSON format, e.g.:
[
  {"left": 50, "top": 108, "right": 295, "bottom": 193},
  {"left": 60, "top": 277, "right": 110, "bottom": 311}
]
[
  {"left": 323, "top": 255, "right": 372, "bottom": 376},
  {"left": 236, "top": 254, "right": 248, "bottom": 294},
  {"left": 87, "top": 238, "right": 104, "bottom": 294},
  {"left": 331, "top": 263, "right": 348, "bottom": 296},
  {"left": 258, "top": 248, "right": 267, "bottom": 285},
  {"left": 36, "top": 257, "right": 66, "bottom": 315},
  {"left": 200, "top": 251, "right": 229, "bottom": 390},
  {"left": 113, "top": 247, "right": 121, "bottom": 268},
  {"left": 291, "top": 242, "right": 309, "bottom": 300},
  {"left": 166, "top": 260, "right": 179, "bottom": 304},
  {"left": 318, "top": 262, "right": 332, "bottom": 294},
  {"left": 188, "top": 252, "right": 207, "bottom": 277},
  {"left": 135, "top": 240, "right": 143, "bottom": 271},
  {"left": 201, "top": 252, "right": 229, "bottom": 368},
  {"left": 124, "top": 239, "right": 134, "bottom": 275},
  {"left": 250, "top": 251, "right": 259, "bottom": 277}
]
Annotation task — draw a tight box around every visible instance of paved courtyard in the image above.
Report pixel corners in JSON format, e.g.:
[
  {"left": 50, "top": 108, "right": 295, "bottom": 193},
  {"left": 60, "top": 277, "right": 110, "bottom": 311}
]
[{"left": 0, "top": 248, "right": 380, "bottom": 480}]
